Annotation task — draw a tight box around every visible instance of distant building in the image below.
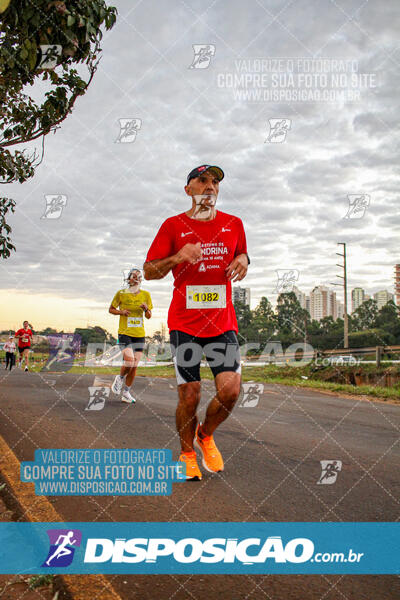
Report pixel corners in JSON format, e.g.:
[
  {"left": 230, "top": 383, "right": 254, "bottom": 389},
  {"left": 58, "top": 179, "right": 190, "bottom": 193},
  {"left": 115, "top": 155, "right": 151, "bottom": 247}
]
[
  {"left": 232, "top": 286, "right": 250, "bottom": 306},
  {"left": 310, "top": 285, "right": 337, "bottom": 321},
  {"left": 305, "top": 296, "right": 311, "bottom": 315},
  {"left": 351, "top": 287, "right": 366, "bottom": 313},
  {"left": 395, "top": 264, "right": 400, "bottom": 306},
  {"left": 292, "top": 286, "right": 307, "bottom": 309},
  {"left": 373, "top": 290, "right": 394, "bottom": 310}
]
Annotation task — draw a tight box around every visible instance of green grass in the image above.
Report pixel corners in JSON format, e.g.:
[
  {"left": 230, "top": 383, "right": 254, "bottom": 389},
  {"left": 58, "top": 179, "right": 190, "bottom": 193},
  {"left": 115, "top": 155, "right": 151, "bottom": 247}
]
[
  {"left": 255, "top": 377, "right": 400, "bottom": 402},
  {"left": 7, "top": 358, "right": 400, "bottom": 403},
  {"left": 72, "top": 364, "right": 400, "bottom": 402}
]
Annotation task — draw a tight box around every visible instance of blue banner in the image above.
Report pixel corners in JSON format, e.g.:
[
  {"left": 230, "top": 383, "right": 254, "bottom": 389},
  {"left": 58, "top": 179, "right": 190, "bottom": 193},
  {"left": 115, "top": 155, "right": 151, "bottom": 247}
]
[
  {"left": 0, "top": 522, "right": 398, "bottom": 574},
  {"left": 20, "top": 449, "right": 185, "bottom": 496}
]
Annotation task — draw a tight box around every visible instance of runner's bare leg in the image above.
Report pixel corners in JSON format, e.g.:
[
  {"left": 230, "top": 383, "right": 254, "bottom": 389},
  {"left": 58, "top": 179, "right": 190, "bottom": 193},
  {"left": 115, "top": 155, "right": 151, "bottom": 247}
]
[
  {"left": 125, "top": 350, "right": 142, "bottom": 387},
  {"left": 176, "top": 381, "right": 201, "bottom": 452},
  {"left": 202, "top": 371, "right": 241, "bottom": 436},
  {"left": 120, "top": 347, "right": 132, "bottom": 379}
]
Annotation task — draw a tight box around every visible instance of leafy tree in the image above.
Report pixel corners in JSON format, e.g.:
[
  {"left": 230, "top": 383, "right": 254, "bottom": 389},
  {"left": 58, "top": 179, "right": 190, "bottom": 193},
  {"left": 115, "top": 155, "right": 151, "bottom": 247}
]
[
  {"left": 233, "top": 299, "right": 253, "bottom": 342},
  {"left": 73, "top": 326, "right": 115, "bottom": 348},
  {"left": 375, "top": 300, "right": 400, "bottom": 331},
  {"left": 37, "top": 326, "right": 58, "bottom": 334},
  {"left": 352, "top": 298, "right": 378, "bottom": 330},
  {"left": 276, "top": 292, "right": 307, "bottom": 341},
  {"left": 234, "top": 292, "right": 400, "bottom": 351},
  {"left": 252, "top": 296, "right": 276, "bottom": 342},
  {"left": 319, "top": 316, "right": 336, "bottom": 335},
  {"left": 0, "top": 0, "right": 117, "bottom": 257},
  {"left": 0, "top": 197, "right": 15, "bottom": 257},
  {"left": 309, "top": 316, "right": 346, "bottom": 349},
  {"left": 348, "top": 328, "right": 394, "bottom": 348},
  {"left": 307, "top": 319, "right": 322, "bottom": 336}
]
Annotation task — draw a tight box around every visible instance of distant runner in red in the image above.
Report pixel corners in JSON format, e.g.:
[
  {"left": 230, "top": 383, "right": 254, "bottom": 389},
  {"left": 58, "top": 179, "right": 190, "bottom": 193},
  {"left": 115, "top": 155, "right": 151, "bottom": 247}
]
[
  {"left": 15, "top": 320, "right": 33, "bottom": 372},
  {"left": 144, "top": 165, "right": 249, "bottom": 480}
]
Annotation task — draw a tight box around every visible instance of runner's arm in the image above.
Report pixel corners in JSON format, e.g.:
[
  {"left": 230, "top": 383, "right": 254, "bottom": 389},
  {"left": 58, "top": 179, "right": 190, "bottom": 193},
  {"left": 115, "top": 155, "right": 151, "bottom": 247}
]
[
  {"left": 225, "top": 253, "right": 249, "bottom": 281},
  {"left": 140, "top": 303, "right": 152, "bottom": 319},
  {"left": 225, "top": 219, "right": 249, "bottom": 281},
  {"left": 143, "top": 255, "right": 180, "bottom": 280},
  {"left": 109, "top": 304, "right": 130, "bottom": 316},
  {"left": 144, "top": 243, "right": 202, "bottom": 280},
  {"left": 144, "top": 219, "right": 176, "bottom": 280},
  {"left": 236, "top": 252, "right": 250, "bottom": 265}
]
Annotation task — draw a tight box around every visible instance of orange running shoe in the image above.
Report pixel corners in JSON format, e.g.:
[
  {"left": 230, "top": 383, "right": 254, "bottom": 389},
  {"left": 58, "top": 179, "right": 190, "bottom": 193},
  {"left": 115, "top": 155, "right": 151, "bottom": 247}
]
[
  {"left": 178, "top": 451, "right": 202, "bottom": 481},
  {"left": 195, "top": 423, "right": 224, "bottom": 473}
]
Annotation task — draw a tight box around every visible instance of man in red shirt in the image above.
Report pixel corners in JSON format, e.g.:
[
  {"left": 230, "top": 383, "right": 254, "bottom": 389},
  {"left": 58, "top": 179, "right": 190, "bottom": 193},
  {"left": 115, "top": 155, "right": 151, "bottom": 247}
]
[
  {"left": 144, "top": 165, "right": 249, "bottom": 480},
  {"left": 15, "top": 320, "right": 33, "bottom": 371}
]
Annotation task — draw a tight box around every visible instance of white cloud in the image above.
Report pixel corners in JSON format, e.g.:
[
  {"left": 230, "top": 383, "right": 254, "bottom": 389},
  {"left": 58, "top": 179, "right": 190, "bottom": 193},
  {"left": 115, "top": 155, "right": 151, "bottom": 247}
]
[{"left": 1, "top": 0, "right": 399, "bottom": 330}]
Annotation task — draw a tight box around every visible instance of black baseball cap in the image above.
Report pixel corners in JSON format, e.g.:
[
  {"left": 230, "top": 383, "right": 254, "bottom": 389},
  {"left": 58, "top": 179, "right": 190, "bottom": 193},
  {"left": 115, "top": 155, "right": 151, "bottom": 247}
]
[{"left": 186, "top": 164, "right": 224, "bottom": 185}]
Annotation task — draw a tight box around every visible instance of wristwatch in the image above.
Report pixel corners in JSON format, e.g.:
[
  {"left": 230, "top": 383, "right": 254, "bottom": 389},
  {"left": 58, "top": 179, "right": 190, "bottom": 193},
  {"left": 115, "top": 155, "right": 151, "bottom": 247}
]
[{"left": 246, "top": 253, "right": 250, "bottom": 265}]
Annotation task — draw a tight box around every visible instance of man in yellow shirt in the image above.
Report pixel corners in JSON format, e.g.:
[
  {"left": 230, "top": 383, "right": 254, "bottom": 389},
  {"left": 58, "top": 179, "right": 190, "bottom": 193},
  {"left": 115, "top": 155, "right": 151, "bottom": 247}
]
[{"left": 109, "top": 268, "right": 153, "bottom": 404}]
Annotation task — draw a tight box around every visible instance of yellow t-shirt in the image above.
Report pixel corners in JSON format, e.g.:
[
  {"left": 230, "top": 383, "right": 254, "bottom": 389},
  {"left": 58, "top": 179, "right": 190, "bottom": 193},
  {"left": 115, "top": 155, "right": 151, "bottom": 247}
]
[{"left": 111, "top": 289, "right": 153, "bottom": 338}]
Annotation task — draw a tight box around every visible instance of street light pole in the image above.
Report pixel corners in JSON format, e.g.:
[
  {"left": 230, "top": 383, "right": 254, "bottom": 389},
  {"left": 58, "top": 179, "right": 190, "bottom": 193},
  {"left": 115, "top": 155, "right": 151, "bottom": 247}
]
[
  {"left": 337, "top": 243, "right": 348, "bottom": 349},
  {"left": 331, "top": 242, "right": 349, "bottom": 349}
]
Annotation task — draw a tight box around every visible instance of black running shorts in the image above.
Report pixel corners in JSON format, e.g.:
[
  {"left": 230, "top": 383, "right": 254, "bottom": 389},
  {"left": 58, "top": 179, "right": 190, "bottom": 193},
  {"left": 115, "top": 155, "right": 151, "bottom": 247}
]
[
  {"left": 118, "top": 334, "right": 145, "bottom": 352},
  {"left": 18, "top": 346, "right": 30, "bottom": 354},
  {"left": 170, "top": 329, "right": 241, "bottom": 384}
]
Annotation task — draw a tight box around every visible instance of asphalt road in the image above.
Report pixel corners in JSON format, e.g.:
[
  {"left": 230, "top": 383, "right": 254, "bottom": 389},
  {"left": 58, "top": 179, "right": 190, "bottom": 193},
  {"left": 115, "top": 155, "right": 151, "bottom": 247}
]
[{"left": 1, "top": 369, "right": 399, "bottom": 600}]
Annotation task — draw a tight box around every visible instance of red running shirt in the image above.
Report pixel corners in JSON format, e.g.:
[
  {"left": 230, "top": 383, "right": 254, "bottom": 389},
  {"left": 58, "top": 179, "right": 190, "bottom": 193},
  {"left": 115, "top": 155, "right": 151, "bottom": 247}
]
[
  {"left": 15, "top": 328, "right": 33, "bottom": 348},
  {"left": 145, "top": 211, "right": 247, "bottom": 337}
]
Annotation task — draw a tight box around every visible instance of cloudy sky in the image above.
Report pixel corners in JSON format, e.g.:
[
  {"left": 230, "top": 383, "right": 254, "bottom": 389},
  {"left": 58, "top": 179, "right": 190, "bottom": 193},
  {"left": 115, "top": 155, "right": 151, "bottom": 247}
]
[{"left": 1, "top": 0, "right": 399, "bottom": 335}]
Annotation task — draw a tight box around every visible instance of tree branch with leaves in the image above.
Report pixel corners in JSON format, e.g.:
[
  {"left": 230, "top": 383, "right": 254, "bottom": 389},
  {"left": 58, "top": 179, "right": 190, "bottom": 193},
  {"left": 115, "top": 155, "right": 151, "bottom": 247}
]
[{"left": 0, "top": 0, "right": 117, "bottom": 257}]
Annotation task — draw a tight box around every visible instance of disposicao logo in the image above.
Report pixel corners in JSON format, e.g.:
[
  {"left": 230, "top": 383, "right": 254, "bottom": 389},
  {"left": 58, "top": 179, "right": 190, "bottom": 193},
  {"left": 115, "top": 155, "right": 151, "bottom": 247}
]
[
  {"left": 83, "top": 536, "right": 314, "bottom": 564},
  {"left": 42, "top": 529, "right": 82, "bottom": 567}
]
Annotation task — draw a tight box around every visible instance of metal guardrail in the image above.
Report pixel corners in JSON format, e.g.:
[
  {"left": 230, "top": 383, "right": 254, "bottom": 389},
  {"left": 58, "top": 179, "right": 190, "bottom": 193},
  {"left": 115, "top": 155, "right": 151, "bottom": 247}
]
[
  {"left": 255, "top": 345, "right": 400, "bottom": 367},
  {"left": 321, "top": 345, "right": 400, "bottom": 355}
]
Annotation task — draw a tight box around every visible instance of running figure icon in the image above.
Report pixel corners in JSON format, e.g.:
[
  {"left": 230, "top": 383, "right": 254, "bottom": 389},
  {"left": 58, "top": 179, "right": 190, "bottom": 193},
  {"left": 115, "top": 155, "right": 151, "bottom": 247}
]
[
  {"left": 317, "top": 460, "right": 342, "bottom": 485},
  {"left": 45, "top": 531, "right": 77, "bottom": 566}
]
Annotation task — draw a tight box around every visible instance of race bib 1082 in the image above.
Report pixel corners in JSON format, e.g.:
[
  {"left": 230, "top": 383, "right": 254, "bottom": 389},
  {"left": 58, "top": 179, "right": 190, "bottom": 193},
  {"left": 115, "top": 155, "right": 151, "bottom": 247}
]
[{"left": 186, "top": 285, "right": 226, "bottom": 309}]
